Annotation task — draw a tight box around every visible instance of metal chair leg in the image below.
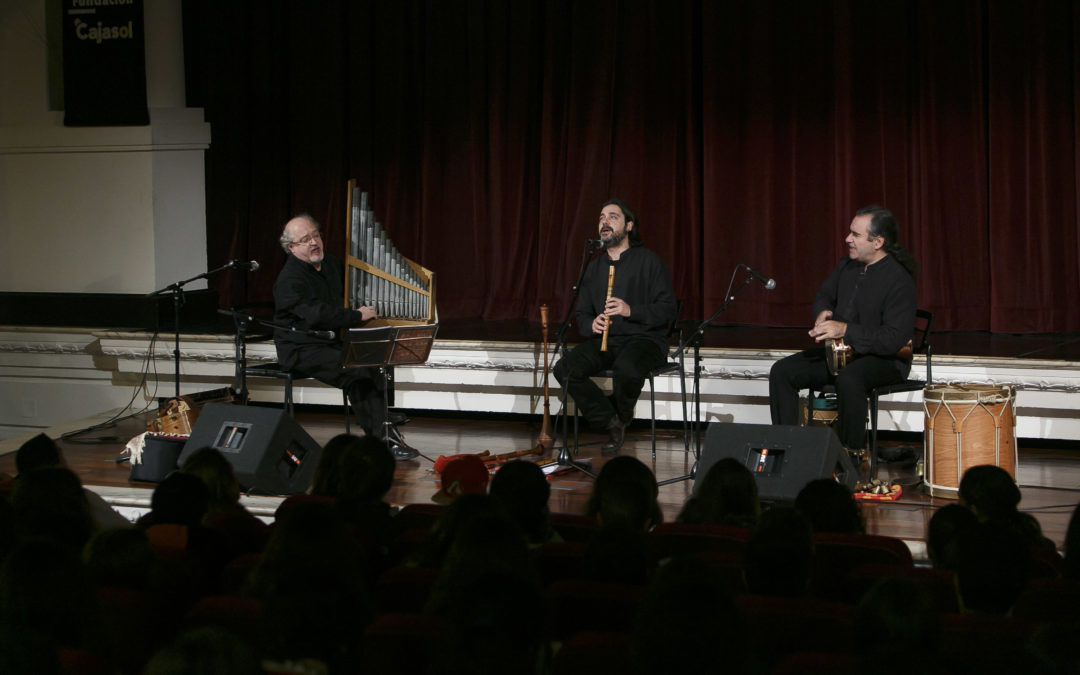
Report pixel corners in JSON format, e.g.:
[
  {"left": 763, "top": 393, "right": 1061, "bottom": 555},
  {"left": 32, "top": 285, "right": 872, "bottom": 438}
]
[{"left": 649, "top": 375, "right": 657, "bottom": 460}]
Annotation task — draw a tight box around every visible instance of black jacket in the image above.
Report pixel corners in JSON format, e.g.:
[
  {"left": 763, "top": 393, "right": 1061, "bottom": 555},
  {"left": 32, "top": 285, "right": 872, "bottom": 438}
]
[
  {"left": 575, "top": 246, "right": 677, "bottom": 351},
  {"left": 273, "top": 253, "right": 368, "bottom": 360}
]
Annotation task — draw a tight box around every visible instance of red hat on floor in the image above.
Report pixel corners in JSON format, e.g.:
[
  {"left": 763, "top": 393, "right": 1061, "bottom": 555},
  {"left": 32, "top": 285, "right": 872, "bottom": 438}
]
[{"left": 432, "top": 455, "right": 489, "bottom": 504}]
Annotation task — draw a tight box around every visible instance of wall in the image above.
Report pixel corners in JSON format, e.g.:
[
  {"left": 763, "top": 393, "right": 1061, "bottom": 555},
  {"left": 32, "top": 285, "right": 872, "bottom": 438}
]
[{"left": 0, "top": 0, "right": 209, "bottom": 295}]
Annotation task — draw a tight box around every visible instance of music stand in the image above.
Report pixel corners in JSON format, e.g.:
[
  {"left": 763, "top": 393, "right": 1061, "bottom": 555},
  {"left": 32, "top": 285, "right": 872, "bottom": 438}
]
[
  {"left": 655, "top": 265, "right": 760, "bottom": 486},
  {"left": 342, "top": 324, "right": 438, "bottom": 442}
]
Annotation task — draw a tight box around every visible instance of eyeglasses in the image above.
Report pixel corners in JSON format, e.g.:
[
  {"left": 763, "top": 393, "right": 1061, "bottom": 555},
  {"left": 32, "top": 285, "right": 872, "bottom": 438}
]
[{"left": 291, "top": 231, "right": 322, "bottom": 246}]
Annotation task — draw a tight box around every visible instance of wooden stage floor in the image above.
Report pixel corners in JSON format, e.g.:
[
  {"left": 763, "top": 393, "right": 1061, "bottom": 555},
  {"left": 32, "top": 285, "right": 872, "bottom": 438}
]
[{"left": 1, "top": 406, "right": 1075, "bottom": 561}]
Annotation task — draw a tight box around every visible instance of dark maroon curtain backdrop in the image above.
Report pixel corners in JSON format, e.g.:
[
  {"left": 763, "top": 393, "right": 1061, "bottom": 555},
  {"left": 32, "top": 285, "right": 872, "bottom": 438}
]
[{"left": 184, "top": 0, "right": 1080, "bottom": 333}]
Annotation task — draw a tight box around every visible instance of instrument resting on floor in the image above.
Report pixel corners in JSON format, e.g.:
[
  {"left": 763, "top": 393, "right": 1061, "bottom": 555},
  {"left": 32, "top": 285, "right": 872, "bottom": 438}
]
[
  {"left": 923, "top": 383, "right": 1017, "bottom": 496},
  {"left": 341, "top": 180, "right": 438, "bottom": 367}
]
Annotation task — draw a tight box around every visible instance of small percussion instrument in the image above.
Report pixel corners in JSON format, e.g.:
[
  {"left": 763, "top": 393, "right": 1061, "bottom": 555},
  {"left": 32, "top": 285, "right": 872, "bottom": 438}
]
[
  {"left": 824, "top": 338, "right": 913, "bottom": 376},
  {"left": 824, "top": 338, "right": 853, "bottom": 376},
  {"left": 923, "top": 383, "right": 1017, "bottom": 496}
]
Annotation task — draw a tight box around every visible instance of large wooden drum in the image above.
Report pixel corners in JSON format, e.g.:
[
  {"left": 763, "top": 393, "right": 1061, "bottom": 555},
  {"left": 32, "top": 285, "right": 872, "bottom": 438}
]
[{"left": 923, "top": 384, "right": 1017, "bottom": 496}]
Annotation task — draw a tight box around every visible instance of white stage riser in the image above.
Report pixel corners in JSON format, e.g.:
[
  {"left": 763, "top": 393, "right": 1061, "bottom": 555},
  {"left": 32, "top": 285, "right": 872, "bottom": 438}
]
[{"left": 3, "top": 328, "right": 1080, "bottom": 448}]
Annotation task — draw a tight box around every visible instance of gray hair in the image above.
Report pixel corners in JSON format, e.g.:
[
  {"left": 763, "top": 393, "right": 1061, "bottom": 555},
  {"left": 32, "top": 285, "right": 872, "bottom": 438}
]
[{"left": 279, "top": 213, "right": 320, "bottom": 254}]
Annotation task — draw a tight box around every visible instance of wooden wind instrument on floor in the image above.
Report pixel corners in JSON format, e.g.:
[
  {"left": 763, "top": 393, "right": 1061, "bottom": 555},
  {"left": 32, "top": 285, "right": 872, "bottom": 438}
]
[
  {"left": 600, "top": 265, "right": 615, "bottom": 351},
  {"left": 538, "top": 304, "right": 553, "bottom": 448}
]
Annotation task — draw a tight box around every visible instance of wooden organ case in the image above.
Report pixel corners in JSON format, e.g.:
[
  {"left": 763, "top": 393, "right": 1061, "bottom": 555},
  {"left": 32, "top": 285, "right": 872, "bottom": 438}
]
[{"left": 341, "top": 180, "right": 438, "bottom": 368}]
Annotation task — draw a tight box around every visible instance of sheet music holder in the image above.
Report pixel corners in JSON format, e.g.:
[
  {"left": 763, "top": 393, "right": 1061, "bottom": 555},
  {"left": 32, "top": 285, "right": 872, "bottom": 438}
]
[{"left": 341, "top": 324, "right": 438, "bottom": 369}]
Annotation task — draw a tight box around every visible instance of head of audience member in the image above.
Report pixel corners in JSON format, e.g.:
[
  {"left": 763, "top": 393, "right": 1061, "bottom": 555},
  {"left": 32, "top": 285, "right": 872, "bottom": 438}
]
[
  {"left": 489, "top": 460, "right": 552, "bottom": 546},
  {"left": 1065, "top": 501, "right": 1080, "bottom": 581},
  {"left": 584, "top": 456, "right": 663, "bottom": 529},
  {"left": 794, "top": 478, "right": 864, "bottom": 534},
  {"left": 678, "top": 457, "right": 759, "bottom": 527},
  {"left": 421, "top": 493, "right": 510, "bottom": 569},
  {"left": 959, "top": 464, "right": 1021, "bottom": 522},
  {"left": 11, "top": 466, "right": 94, "bottom": 552},
  {"left": 955, "top": 521, "right": 1030, "bottom": 615},
  {"left": 143, "top": 626, "right": 262, "bottom": 675},
  {"left": 0, "top": 537, "right": 98, "bottom": 651},
  {"left": 426, "top": 509, "right": 535, "bottom": 616},
  {"left": 633, "top": 557, "right": 744, "bottom": 675},
  {"left": 83, "top": 527, "right": 159, "bottom": 590},
  {"left": 247, "top": 500, "right": 372, "bottom": 667},
  {"left": 927, "top": 503, "right": 978, "bottom": 571},
  {"left": 14, "top": 433, "right": 64, "bottom": 474},
  {"left": 854, "top": 577, "right": 940, "bottom": 663},
  {"left": 180, "top": 447, "right": 241, "bottom": 511},
  {"left": 744, "top": 505, "right": 814, "bottom": 597},
  {"left": 311, "top": 434, "right": 395, "bottom": 504},
  {"left": 432, "top": 455, "right": 489, "bottom": 505},
  {"left": 582, "top": 518, "right": 652, "bottom": 585},
  {"left": 149, "top": 472, "right": 210, "bottom": 528},
  {"left": 0, "top": 498, "right": 14, "bottom": 568},
  {"left": 428, "top": 571, "right": 549, "bottom": 675}
]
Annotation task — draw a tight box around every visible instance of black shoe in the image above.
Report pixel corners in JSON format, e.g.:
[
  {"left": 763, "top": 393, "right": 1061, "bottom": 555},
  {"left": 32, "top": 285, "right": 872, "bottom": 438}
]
[
  {"left": 381, "top": 425, "right": 419, "bottom": 461},
  {"left": 389, "top": 440, "right": 419, "bottom": 462},
  {"left": 388, "top": 411, "right": 410, "bottom": 426},
  {"left": 601, "top": 417, "right": 625, "bottom": 456}
]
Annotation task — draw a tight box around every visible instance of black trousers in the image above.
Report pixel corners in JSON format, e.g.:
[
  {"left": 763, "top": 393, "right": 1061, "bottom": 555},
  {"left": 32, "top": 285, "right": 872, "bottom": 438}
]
[
  {"left": 278, "top": 342, "right": 388, "bottom": 438},
  {"left": 553, "top": 337, "right": 667, "bottom": 430},
  {"left": 768, "top": 348, "right": 905, "bottom": 450}
]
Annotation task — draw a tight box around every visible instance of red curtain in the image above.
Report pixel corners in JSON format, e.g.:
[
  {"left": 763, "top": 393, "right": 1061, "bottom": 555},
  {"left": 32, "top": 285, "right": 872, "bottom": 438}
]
[{"left": 185, "top": 0, "right": 1080, "bottom": 333}]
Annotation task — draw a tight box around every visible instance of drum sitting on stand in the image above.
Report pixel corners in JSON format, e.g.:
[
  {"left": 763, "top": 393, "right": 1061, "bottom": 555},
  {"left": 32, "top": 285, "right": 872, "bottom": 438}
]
[{"left": 923, "top": 384, "right": 1017, "bottom": 497}]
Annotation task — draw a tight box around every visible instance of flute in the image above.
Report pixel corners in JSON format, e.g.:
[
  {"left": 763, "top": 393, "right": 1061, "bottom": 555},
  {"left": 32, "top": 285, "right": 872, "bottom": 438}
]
[
  {"left": 538, "top": 304, "right": 553, "bottom": 448},
  {"left": 600, "top": 266, "right": 615, "bottom": 352}
]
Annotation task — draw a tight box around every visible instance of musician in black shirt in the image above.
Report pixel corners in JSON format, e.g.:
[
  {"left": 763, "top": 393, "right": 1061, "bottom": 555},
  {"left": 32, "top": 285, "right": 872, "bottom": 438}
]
[
  {"left": 768, "top": 205, "right": 917, "bottom": 453},
  {"left": 553, "top": 199, "right": 678, "bottom": 455},
  {"left": 273, "top": 214, "right": 418, "bottom": 461}
]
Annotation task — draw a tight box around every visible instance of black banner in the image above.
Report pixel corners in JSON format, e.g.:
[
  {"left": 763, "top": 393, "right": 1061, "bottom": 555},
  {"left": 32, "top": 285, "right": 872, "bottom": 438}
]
[{"left": 62, "top": 0, "right": 149, "bottom": 126}]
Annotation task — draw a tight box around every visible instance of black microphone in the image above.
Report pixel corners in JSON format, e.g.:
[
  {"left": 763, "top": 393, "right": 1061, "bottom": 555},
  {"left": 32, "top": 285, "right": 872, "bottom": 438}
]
[
  {"left": 313, "top": 330, "right": 336, "bottom": 340},
  {"left": 587, "top": 238, "right": 608, "bottom": 250},
  {"left": 229, "top": 260, "right": 260, "bottom": 271},
  {"left": 741, "top": 264, "right": 776, "bottom": 290}
]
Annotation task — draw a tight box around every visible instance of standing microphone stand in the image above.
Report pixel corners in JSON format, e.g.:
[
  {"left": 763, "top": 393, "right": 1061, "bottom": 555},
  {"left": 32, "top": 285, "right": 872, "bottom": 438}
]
[
  {"left": 656, "top": 267, "right": 758, "bottom": 486},
  {"left": 147, "top": 261, "right": 245, "bottom": 399},
  {"left": 550, "top": 239, "right": 605, "bottom": 478}
]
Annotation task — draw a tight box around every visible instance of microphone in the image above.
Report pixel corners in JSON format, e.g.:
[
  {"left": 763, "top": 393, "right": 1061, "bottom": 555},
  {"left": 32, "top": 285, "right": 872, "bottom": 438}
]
[
  {"left": 741, "top": 264, "right": 776, "bottom": 290},
  {"left": 229, "top": 260, "right": 260, "bottom": 271},
  {"left": 587, "top": 238, "right": 608, "bottom": 250}
]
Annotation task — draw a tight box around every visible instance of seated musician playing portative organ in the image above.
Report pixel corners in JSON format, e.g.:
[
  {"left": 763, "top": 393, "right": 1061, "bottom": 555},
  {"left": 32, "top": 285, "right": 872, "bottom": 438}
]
[{"left": 273, "top": 214, "right": 418, "bottom": 461}]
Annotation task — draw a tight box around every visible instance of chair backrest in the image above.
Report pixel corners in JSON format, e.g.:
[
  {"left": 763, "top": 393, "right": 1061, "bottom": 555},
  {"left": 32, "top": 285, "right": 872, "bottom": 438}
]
[
  {"left": 667, "top": 300, "right": 684, "bottom": 339},
  {"left": 912, "top": 308, "right": 933, "bottom": 382},
  {"left": 663, "top": 299, "right": 684, "bottom": 361},
  {"left": 912, "top": 309, "right": 933, "bottom": 354}
]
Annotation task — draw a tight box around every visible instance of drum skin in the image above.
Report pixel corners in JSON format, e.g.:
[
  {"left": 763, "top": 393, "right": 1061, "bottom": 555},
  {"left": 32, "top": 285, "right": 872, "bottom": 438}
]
[{"left": 923, "top": 384, "right": 1017, "bottom": 495}]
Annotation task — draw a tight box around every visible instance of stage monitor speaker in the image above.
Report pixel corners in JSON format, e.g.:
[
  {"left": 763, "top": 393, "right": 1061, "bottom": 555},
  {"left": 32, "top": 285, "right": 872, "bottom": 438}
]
[
  {"left": 696, "top": 423, "right": 856, "bottom": 502},
  {"left": 179, "top": 403, "right": 322, "bottom": 496}
]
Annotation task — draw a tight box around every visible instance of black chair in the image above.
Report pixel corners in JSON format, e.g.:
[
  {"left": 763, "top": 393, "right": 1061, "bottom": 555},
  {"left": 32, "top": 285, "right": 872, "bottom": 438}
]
[
  {"left": 572, "top": 301, "right": 690, "bottom": 459},
  {"left": 242, "top": 361, "right": 351, "bottom": 427},
  {"left": 867, "top": 308, "right": 933, "bottom": 478}
]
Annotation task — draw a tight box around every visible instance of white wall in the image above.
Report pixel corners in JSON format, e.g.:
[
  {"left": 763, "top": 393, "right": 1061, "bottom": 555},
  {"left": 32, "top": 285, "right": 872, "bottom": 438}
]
[{"left": 0, "top": 0, "right": 209, "bottom": 295}]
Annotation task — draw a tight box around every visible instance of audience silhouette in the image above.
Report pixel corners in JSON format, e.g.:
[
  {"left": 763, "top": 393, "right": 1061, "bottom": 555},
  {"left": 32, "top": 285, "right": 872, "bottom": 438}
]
[{"left": 2, "top": 430, "right": 1074, "bottom": 675}]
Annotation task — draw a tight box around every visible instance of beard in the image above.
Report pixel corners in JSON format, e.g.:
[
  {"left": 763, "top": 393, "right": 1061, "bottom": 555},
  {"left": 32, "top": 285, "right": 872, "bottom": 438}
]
[{"left": 602, "top": 228, "right": 628, "bottom": 248}]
